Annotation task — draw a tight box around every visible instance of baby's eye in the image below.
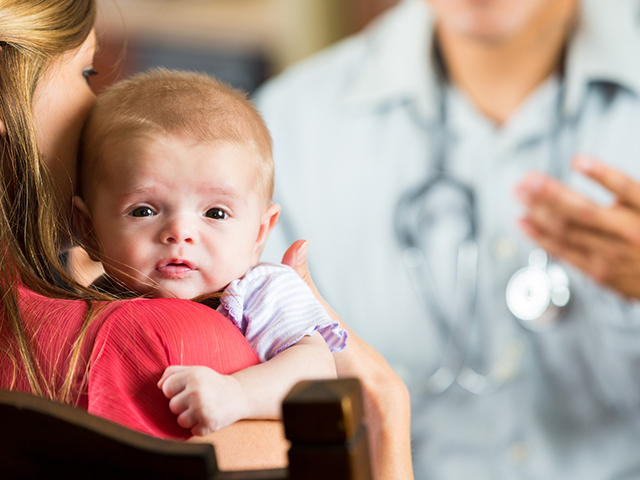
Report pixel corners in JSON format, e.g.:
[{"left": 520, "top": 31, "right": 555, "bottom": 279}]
[
  {"left": 205, "top": 208, "right": 228, "bottom": 220},
  {"left": 130, "top": 206, "right": 154, "bottom": 217}
]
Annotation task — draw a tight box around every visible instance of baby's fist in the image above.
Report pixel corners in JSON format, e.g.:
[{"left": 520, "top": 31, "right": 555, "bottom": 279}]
[{"left": 158, "top": 365, "right": 248, "bottom": 435}]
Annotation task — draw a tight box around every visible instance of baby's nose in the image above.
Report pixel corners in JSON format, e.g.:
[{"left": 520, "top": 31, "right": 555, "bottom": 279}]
[{"left": 160, "top": 218, "right": 197, "bottom": 244}]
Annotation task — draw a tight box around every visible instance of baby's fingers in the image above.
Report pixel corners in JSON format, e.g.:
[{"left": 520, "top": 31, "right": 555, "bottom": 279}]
[
  {"left": 190, "top": 424, "right": 212, "bottom": 437},
  {"left": 160, "top": 371, "right": 189, "bottom": 399},
  {"left": 176, "top": 407, "right": 198, "bottom": 430},
  {"left": 176, "top": 406, "right": 215, "bottom": 436},
  {"left": 168, "top": 390, "right": 191, "bottom": 415},
  {"left": 157, "top": 365, "right": 188, "bottom": 389}
]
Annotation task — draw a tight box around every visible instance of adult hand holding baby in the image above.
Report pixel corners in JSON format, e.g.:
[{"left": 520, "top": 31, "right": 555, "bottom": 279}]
[
  {"left": 282, "top": 240, "right": 414, "bottom": 480},
  {"left": 516, "top": 156, "right": 640, "bottom": 299}
]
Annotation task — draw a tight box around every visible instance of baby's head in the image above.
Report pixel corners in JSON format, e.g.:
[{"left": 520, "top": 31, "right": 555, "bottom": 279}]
[{"left": 74, "top": 69, "right": 280, "bottom": 299}]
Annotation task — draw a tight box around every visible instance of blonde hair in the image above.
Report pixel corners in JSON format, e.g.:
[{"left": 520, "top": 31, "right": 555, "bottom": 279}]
[
  {"left": 0, "top": 0, "right": 98, "bottom": 403},
  {"left": 81, "top": 69, "right": 274, "bottom": 205}
]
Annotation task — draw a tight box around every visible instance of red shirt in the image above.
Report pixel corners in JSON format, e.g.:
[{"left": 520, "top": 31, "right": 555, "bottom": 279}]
[{"left": 0, "top": 286, "right": 259, "bottom": 439}]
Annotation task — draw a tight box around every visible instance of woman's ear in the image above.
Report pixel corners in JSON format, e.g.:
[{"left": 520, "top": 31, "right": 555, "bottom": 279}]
[
  {"left": 251, "top": 203, "right": 281, "bottom": 265},
  {"left": 72, "top": 196, "right": 102, "bottom": 262}
]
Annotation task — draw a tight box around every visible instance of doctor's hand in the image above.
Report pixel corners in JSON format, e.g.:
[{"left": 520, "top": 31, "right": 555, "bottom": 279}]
[
  {"left": 515, "top": 156, "right": 640, "bottom": 299},
  {"left": 281, "top": 240, "right": 414, "bottom": 480}
]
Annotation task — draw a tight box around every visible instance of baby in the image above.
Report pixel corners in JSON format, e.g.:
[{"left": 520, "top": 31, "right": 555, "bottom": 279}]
[{"left": 74, "top": 69, "right": 347, "bottom": 435}]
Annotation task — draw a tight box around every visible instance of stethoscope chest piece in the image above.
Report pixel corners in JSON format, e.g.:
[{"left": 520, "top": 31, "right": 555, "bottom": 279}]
[{"left": 506, "top": 248, "right": 570, "bottom": 332}]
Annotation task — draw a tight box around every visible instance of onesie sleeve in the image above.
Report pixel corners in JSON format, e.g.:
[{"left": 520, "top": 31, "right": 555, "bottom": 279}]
[
  {"left": 218, "top": 263, "right": 348, "bottom": 362},
  {"left": 87, "top": 298, "right": 259, "bottom": 440}
]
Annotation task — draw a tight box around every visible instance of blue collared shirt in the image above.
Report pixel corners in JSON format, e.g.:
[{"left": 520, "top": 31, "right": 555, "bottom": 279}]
[{"left": 256, "top": 1, "right": 640, "bottom": 478}]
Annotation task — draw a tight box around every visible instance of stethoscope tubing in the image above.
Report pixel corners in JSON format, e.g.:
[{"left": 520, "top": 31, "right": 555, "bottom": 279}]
[{"left": 395, "top": 79, "right": 572, "bottom": 396}]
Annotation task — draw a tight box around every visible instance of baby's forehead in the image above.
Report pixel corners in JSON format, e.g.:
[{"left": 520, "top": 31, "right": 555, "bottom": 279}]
[
  {"left": 90, "top": 132, "right": 267, "bottom": 200},
  {"left": 100, "top": 131, "right": 257, "bottom": 171}
]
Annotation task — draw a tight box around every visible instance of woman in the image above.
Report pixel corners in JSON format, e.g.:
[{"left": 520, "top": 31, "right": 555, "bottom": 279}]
[
  {"left": 0, "top": 0, "right": 261, "bottom": 439},
  {"left": 0, "top": 1, "right": 412, "bottom": 478}
]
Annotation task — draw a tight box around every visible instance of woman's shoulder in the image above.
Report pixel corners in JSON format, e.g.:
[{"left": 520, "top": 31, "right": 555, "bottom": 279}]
[
  {"left": 96, "top": 297, "right": 259, "bottom": 372},
  {"left": 98, "top": 296, "right": 244, "bottom": 344},
  {"left": 17, "top": 286, "right": 224, "bottom": 335},
  {"left": 17, "top": 285, "right": 247, "bottom": 337},
  {"left": 14, "top": 287, "right": 259, "bottom": 371},
  {"left": 104, "top": 296, "right": 226, "bottom": 326},
  {"left": 86, "top": 297, "right": 257, "bottom": 439}
]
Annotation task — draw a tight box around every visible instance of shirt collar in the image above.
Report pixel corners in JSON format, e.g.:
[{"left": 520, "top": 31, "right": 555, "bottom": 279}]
[
  {"left": 345, "top": 0, "right": 640, "bottom": 121},
  {"left": 344, "top": 0, "right": 439, "bottom": 122},
  {"left": 564, "top": 0, "right": 640, "bottom": 116}
]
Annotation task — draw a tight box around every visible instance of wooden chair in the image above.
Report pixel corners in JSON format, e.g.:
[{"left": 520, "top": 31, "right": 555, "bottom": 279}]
[{"left": 0, "top": 378, "right": 371, "bottom": 480}]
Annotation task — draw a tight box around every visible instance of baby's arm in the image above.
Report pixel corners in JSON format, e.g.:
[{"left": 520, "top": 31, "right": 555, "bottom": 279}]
[{"left": 158, "top": 333, "right": 336, "bottom": 436}]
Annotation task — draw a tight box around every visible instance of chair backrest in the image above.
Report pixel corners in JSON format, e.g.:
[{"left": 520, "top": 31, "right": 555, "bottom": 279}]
[
  {"left": 0, "top": 378, "right": 371, "bottom": 480},
  {"left": 283, "top": 378, "right": 371, "bottom": 480}
]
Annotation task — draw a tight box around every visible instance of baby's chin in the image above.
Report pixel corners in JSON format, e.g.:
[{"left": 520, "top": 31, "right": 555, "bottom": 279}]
[
  {"left": 147, "top": 280, "right": 229, "bottom": 301},
  {"left": 106, "top": 268, "right": 227, "bottom": 300},
  {"left": 108, "top": 274, "right": 206, "bottom": 300},
  {"left": 149, "top": 284, "right": 208, "bottom": 300}
]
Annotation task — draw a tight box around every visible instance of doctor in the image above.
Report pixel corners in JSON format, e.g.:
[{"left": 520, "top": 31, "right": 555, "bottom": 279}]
[{"left": 256, "top": 0, "right": 640, "bottom": 478}]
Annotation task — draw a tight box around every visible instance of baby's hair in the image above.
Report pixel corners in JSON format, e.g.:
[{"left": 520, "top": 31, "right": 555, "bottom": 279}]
[{"left": 80, "top": 68, "right": 274, "bottom": 204}]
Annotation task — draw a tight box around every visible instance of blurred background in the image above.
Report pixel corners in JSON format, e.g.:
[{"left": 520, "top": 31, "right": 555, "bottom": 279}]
[{"left": 93, "top": 0, "right": 401, "bottom": 96}]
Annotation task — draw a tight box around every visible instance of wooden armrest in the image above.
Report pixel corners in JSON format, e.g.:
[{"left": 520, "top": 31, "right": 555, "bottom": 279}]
[
  {"left": 188, "top": 420, "right": 289, "bottom": 471},
  {"left": 0, "top": 389, "right": 216, "bottom": 479},
  {"left": 0, "top": 379, "right": 371, "bottom": 479}
]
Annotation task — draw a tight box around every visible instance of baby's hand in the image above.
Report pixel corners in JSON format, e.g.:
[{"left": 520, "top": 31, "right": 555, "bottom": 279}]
[{"left": 157, "top": 366, "right": 248, "bottom": 436}]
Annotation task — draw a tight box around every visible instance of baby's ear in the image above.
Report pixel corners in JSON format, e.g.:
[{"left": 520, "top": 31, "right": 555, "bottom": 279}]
[
  {"left": 251, "top": 203, "right": 281, "bottom": 265},
  {"left": 72, "top": 196, "right": 102, "bottom": 262}
]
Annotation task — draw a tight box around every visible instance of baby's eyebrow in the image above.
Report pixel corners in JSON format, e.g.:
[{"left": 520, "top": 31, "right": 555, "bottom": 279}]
[
  {"left": 110, "top": 184, "right": 159, "bottom": 199},
  {"left": 206, "top": 186, "right": 248, "bottom": 205},
  {"left": 112, "top": 184, "right": 249, "bottom": 206}
]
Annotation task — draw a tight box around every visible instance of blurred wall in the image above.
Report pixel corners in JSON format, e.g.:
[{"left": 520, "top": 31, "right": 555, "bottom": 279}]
[
  {"left": 94, "top": 0, "right": 398, "bottom": 92},
  {"left": 346, "top": 0, "right": 401, "bottom": 33},
  {"left": 93, "top": 0, "right": 400, "bottom": 94}
]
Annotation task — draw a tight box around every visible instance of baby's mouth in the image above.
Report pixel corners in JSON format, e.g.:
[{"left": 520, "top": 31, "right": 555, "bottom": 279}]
[{"left": 156, "top": 259, "right": 196, "bottom": 277}]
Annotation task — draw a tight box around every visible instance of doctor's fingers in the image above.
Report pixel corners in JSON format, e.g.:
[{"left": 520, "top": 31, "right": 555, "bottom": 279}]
[
  {"left": 573, "top": 156, "right": 640, "bottom": 210},
  {"left": 561, "top": 227, "right": 640, "bottom": 297},
  {"left": 518, "top": 174, "right": 640, "bottom": 242},
  {"left": 521, "top": 211, "right": 616, "bottom": 261},
  {"left": 520, "top": 218, "right": 597, "bottom": 276},
  {"left": 521, "top": 219, "right": 640, "bottom": 298}
]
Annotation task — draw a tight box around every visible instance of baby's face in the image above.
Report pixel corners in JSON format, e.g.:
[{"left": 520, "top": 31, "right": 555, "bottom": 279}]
[{"left": 84, "top": 134, "right": 275, "bottom": 299}]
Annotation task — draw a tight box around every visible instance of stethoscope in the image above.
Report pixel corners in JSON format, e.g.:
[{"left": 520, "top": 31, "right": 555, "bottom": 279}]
[{"left": 395, "top": 79, "right": 572, "bottom": 395}]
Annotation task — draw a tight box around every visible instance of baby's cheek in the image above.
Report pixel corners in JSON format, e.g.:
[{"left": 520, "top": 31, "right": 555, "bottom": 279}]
[
  {"left": 102, "top": 237, "right": 145, "bottom": 273},
  {"left": 119, "top": 243, "right": 151, "bottom": 272}
]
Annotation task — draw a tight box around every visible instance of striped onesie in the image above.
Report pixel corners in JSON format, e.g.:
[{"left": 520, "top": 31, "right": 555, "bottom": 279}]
[{"left": 217, "top": 263, "right": 348, "bottom": 362}]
